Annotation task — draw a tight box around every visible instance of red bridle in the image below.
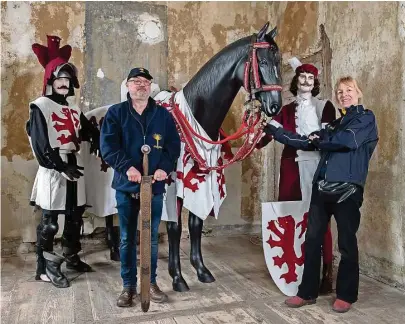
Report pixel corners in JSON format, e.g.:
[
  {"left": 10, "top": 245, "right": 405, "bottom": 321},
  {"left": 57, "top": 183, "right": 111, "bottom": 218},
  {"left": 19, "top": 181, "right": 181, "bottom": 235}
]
[{"left": 243, "top": 38, "right": 283, "bottom": 97}]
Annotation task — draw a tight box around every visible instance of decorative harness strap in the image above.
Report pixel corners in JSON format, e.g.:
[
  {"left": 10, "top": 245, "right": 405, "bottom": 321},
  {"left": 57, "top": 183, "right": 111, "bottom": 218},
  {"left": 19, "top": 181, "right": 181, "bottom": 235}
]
[
  {"left": 244, "top": 35, "right": 283, "bottom": 98},
  {"left": 167, "top": 93, "right": 266, "bottom": 172}
]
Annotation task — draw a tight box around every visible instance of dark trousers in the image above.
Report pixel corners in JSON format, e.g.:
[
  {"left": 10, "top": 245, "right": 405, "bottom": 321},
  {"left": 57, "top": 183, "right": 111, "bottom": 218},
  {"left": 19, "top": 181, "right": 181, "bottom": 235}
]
[
  {"left": 297, "top": 185, "right": 363, "bottom": 303},
  {"left": 115, "top": 190, "right": 163, "bottom": 289}
]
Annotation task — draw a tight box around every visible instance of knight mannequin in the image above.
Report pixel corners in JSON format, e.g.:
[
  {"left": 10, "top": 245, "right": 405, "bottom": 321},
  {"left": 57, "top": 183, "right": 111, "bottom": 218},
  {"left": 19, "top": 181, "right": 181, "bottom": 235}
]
[
  {"left": 258, "top": 58, "right": 336, "bottom": 294},
  {"left": 27, "top": 35, "right": 100, "bottom": 288}
]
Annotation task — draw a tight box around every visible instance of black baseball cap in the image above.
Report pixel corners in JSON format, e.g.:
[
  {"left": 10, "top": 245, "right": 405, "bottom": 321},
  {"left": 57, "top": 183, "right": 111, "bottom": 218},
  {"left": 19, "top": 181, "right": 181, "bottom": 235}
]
[{"left": 127, "top": 67, "right": 153, "bottom": 81}]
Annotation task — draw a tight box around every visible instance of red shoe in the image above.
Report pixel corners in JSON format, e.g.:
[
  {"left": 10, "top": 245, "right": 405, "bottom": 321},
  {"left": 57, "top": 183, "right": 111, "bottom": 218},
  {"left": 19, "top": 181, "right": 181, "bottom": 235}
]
[
  {"left": 285, "top": 296, "right": 316, "bottom": 308},
  {"left": 332, "top": 299, "right": 352, "bottom": 313}
]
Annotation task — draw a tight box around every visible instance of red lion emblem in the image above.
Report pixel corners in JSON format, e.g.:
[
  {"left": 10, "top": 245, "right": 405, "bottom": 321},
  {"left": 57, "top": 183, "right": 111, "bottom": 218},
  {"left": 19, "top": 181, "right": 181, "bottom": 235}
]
[
  {"left": 51, "top": 107, "right": 80, "bottom": 151},
  {"left": 266, "top": 212, "right": 308, "bottom": 284}
]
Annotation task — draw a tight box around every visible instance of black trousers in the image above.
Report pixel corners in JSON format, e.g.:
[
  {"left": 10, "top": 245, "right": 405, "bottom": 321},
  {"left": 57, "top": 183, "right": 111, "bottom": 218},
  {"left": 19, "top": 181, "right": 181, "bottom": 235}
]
[{"left": 297, "top": 185, "right": 363, "bottom": 304}]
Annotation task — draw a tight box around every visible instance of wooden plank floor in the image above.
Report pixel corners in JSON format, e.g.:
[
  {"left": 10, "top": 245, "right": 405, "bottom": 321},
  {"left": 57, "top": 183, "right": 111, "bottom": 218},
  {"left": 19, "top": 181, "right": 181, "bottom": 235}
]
[{"left": 1, "top": 235, "right": 405, "bottom": 324}]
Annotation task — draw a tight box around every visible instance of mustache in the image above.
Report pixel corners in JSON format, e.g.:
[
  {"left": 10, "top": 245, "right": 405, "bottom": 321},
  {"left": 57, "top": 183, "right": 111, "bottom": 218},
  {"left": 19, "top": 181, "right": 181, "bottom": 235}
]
[
  {"left": 57, "top": 86, "right": 69, "bottom": 90},
  {"left": 299, "top": 82, "right": 312, "bottom": 87}
]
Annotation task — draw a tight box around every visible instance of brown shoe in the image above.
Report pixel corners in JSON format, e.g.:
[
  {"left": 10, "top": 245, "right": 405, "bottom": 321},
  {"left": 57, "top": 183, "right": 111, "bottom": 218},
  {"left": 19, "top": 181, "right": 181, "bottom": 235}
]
[
  {"left": 150, "top": 283, "right": 168, "bottom": 303},
  {"left": 285, "top": 296, "right": 316, "bottom": 308},
  {"left": 332, "top": 299, "right": 351, "bottom": 313},
  {"left": 117, "top": 288, "right": 134, "bottom": 307}
]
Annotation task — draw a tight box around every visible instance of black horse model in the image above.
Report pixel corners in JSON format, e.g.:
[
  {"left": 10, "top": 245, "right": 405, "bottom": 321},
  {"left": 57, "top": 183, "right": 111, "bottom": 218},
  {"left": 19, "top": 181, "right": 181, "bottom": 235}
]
[{"left": 167, "top": 22, "right": 283, "bottom": 292}]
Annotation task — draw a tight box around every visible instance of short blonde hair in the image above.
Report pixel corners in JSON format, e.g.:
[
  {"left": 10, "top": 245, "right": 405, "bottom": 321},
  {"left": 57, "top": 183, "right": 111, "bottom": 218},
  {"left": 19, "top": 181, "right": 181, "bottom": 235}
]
[{"left": 334, "top": 76, "right": 363, "bottom": 104}]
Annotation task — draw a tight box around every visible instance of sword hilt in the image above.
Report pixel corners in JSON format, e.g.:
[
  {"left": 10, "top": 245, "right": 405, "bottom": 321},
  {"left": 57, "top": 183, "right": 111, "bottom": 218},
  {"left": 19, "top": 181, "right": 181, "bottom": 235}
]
[{"left": 141, "top": 144, "right": 151, "bottom": 176}]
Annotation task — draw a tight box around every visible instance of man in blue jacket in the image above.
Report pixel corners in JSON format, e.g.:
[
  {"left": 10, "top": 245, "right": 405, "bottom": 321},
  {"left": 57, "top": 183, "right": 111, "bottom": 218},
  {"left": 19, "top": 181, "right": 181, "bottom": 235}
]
[{"left": 100, "top": 67, "right": 181, "bottom": 307}]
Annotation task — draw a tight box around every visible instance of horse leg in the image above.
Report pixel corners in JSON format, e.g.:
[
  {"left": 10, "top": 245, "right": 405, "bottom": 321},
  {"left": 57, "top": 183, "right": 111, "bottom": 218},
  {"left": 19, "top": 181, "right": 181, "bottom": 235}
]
[
  {"left": 189, "top": 212, "right": 215, "bottom": 283},
  {"left": 167, "top": 198, "right": 190, "bottom": 292}
]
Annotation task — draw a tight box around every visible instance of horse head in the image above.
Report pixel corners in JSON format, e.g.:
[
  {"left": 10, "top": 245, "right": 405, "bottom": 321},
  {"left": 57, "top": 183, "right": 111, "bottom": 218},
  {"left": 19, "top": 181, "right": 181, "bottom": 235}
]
[
  {"left": 183, "top": 22, "right": 283, "bottom": 139},
  {"left": 238, "top": 22, "right": 283, "bottom": 117}
]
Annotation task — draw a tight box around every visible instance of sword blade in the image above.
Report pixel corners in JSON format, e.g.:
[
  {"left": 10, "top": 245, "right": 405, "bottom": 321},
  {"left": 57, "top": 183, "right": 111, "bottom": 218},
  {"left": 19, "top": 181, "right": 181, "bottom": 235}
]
[{"left": 139, "top": 175, "right": 153, "bottom": 312}]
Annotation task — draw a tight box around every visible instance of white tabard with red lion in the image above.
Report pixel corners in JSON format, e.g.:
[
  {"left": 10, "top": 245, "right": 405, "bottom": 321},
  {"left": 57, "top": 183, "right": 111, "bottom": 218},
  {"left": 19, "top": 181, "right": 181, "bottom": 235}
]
[
  {"left": 154, "top": 90, "right": 227, "bottom": 222},
  {"left": 29, "top": 96, "right": 86, "bottom": 211}
]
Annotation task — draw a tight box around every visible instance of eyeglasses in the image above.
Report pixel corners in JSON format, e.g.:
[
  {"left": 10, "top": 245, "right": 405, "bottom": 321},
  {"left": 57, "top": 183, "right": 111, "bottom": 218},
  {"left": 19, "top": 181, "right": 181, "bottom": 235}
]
[{"left": 127, "top": 79, "right": 152, "bottom": 86}]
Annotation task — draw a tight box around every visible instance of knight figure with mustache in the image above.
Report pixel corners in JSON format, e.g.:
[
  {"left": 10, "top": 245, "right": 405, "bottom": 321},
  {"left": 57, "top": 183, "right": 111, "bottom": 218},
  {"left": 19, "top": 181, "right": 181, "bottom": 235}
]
[
  {"left": 26, "top": 35, "right": 100, "bottom": 288},
  {"left": 257, "top": 58, "right": 336, "bottom": 294}
]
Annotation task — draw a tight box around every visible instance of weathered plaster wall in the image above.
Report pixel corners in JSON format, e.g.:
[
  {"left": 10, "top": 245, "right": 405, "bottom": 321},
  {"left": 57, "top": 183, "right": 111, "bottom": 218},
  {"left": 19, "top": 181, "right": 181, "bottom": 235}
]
[
  {"left": 81, "top": 1, "right": 168, "bottom": 111},
  {"left": 1, "top": 2, "right": 85, "bottom": 243}
]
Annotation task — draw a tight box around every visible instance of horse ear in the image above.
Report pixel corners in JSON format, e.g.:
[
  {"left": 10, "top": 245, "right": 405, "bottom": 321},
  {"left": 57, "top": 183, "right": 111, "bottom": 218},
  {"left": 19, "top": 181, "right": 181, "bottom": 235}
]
[
  {"left": 257, "top": 22, "right": 270, "bottom": 41},
  {"left": 268, "top": 26, "right": 277, "bottom": 39}
]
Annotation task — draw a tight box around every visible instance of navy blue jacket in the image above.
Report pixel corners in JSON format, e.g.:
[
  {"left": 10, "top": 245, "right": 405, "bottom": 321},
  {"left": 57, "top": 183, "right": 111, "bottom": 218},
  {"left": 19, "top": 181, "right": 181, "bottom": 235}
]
[
  {"left": 100, "top": 97, "right": 181, "bottom": 194},
  {"left": 266, "top": 105, "right": 378, "bottom": 188}
]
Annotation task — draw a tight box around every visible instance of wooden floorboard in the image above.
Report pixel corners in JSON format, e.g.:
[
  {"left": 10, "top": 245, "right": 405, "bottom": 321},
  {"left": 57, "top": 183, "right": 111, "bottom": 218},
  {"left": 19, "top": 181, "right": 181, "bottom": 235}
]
[{"left": 1, "top": 235, "right": 405, "bottom": 324}]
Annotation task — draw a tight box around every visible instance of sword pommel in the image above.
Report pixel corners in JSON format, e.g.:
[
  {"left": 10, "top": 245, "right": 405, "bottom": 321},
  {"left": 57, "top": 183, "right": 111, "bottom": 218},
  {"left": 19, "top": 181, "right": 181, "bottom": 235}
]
[{"left": 141, "top": 144, "right": 151, "bottom": 176}]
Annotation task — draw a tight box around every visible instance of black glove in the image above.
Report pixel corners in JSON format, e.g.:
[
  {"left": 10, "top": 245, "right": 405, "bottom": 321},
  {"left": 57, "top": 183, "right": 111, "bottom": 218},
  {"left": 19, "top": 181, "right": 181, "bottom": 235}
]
[
  {"left": 310, "top": 137, "right": 321, "bottom": 148},
  {"left": 61, "top": 163, "right": 84, "bottom": 180},
  {"left": 264, "top": 123, "right": 279, "bottom": 135}
]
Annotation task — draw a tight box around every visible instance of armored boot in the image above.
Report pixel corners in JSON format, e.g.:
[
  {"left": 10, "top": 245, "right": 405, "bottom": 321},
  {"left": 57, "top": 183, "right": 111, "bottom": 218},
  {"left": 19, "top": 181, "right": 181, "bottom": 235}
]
[
  {"left": 35, "top": 249, "right": 50, "bottom": 282},
  {"left": 62, "top": 208, "right": 92, "bottom": 272},
  {"left": 36, "top": 211, "right": 58, "bottom": 283},
  {"left": 63, "top": 248, "right": 93, "bottom": 272},
  {"left": 319, "top": 262, "right": 334, "bottom": 294},
  {"left": 43, "top": 251, "right": 69, "bottom": 288}
]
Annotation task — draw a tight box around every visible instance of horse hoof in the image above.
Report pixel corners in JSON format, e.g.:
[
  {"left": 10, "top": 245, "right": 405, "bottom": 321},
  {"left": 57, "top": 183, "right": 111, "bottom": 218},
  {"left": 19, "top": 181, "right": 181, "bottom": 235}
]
[
  {"left": 172, "top": 276, "right": 190, "bottom": 292},
  {"left": 197, "top": 269, "right": 216, "bottom": 284}
]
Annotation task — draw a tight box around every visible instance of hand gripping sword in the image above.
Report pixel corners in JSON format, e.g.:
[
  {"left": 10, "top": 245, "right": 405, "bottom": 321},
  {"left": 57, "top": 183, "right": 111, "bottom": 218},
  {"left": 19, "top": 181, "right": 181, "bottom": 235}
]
[{"left": 139, "top": 144, "right": 152, "bottom": 312}]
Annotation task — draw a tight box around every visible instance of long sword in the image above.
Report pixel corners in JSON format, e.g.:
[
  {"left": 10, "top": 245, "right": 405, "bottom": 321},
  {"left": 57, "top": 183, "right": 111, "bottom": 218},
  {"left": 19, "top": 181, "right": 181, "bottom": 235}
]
[{"left": 139, "top": 144, "right": 152, "bottom": 312}]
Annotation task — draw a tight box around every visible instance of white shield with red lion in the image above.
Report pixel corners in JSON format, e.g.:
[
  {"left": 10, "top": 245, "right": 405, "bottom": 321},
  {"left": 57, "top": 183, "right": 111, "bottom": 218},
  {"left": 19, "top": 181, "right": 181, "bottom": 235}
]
[{"left": 261, "top": 200, "right": 310, "bottom": 296}]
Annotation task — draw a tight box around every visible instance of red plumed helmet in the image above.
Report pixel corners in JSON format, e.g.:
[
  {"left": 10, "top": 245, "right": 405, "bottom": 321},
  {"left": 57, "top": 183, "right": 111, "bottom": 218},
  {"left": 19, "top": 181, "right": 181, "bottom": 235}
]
[{"left": 32, "top": 35, "right": 79, "bottom": 96}]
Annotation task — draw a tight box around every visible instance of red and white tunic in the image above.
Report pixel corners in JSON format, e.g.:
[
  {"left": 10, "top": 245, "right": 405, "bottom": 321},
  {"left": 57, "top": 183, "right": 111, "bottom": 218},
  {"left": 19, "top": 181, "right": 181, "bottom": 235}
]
[
  {"left": 29, "top": 97, "right": 86, "bottom": 211},
  {"left": 269, "top": 97, "right": 336, "bottom": 201}
]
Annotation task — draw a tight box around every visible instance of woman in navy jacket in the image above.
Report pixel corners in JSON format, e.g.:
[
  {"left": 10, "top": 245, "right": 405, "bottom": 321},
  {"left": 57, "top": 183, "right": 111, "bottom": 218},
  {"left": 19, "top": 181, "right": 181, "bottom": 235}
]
[{"left": 266, "top": 76, "right": 378, "bottom": 313}]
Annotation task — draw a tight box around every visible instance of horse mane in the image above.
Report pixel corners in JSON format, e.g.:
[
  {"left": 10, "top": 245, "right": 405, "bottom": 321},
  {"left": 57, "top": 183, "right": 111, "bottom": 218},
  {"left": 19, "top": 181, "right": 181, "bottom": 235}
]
[{"left": 184, "top": 36, "right": 251, "bottom": 100}]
